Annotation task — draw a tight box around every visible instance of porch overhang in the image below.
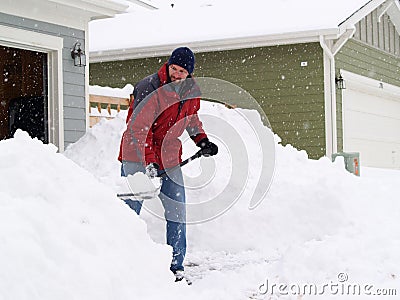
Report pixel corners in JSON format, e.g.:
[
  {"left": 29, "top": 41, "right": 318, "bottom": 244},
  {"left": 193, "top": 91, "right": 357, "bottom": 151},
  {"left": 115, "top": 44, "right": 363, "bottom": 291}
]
[{"left": 0, "top": 0, "right": 130, "bottom": 30}]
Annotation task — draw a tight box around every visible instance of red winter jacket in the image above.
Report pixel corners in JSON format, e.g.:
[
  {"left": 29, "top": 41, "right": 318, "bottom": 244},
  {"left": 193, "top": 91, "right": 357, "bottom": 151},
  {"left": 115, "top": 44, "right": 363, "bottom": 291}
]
[{"left": 118, "top": 63, "right": 207, "bottom": 170}]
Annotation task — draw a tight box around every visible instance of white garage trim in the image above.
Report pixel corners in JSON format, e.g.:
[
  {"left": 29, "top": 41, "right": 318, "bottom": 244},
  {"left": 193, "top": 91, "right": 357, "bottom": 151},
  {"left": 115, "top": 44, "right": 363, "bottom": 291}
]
[
  {"left": 341, "top": 70, "right": 400, "bottom": 100},
  {"left": 341, "top": 70, "right": 400, "bottom": 169}
]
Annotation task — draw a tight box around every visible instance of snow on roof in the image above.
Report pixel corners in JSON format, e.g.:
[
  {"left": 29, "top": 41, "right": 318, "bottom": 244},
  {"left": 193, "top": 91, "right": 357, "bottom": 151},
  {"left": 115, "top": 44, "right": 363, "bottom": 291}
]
[
  {"left": 89, "top": 0, "right": 376, "bottom": 53},
  {"left": 89, "top": 84, "right": 133, "bottom": 98}
]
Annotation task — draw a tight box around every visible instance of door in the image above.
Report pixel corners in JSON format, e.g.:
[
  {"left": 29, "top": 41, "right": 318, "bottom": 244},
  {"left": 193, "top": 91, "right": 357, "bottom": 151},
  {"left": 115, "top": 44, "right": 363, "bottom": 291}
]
[
  {"left": 0, "top": 46, "right": 48, "bottom": 142},
  {"left": 341, "top": 71, "right": 400, "bottom": 169}
]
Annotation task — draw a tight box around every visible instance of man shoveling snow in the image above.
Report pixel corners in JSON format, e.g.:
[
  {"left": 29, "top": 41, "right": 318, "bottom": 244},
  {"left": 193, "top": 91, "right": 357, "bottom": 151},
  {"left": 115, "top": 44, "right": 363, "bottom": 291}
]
[{"left": 118, "top": 47, "right": 218, "bottom": 283}]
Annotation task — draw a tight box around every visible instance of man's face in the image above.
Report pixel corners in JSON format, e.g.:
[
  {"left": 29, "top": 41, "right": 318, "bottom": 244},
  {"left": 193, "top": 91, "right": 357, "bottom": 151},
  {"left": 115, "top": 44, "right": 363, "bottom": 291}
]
[{"left": 169, "top": 64, "right": 189, "bottom": 82}]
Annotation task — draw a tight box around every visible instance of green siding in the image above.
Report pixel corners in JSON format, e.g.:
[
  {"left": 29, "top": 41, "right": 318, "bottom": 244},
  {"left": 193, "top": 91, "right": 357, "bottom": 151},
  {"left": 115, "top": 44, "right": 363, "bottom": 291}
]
[
  {"left": 90, "top": 43, "right": 326, "bottom": 159},
  {"left": 90, "top": 57, "right": 165, "bottom": 87},
  {"left": 335, "top": 38, "right": 400, "bottom": 152},
  {"left": 336, "top": 39, "right": 400, "bottom": 86}
]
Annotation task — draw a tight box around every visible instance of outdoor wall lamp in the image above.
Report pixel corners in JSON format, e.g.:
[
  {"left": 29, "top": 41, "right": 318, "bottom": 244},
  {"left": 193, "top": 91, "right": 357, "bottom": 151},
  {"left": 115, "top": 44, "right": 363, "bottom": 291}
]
[
  {"left": 71, "top": 42, "right": 86, "bottom": 67},
  {"left": 335, "top": 74, "right": 346, "bottom": 90}
]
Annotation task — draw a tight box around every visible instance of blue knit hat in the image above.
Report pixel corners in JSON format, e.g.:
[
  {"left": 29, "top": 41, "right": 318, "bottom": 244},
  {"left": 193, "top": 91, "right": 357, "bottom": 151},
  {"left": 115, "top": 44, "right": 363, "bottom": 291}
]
[{"left": 168, "top": 47, "right": 195, "bottom": 74}]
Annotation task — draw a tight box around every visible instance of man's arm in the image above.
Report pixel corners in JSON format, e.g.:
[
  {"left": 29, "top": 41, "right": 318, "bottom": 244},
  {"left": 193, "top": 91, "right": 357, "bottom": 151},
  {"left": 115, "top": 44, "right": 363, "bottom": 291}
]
[
  {"left": 126, "top": 76, "right": 160, "bottom": 165},
  {"left": 186, "top": 98, "right": 207, "bottom": 144}
]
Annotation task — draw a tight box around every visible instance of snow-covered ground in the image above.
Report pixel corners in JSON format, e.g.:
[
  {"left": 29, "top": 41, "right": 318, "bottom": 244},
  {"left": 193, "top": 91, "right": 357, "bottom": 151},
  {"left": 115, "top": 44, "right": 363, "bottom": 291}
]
[{"left": 1, "top": 88, "right": 399, "bottom": 299}]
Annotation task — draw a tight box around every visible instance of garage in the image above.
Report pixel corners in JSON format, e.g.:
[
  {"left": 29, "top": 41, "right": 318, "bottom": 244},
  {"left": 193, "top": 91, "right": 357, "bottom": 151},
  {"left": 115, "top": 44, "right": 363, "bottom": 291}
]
[{"left": 341, "top": 70, "right": 400, "bottom": 169}]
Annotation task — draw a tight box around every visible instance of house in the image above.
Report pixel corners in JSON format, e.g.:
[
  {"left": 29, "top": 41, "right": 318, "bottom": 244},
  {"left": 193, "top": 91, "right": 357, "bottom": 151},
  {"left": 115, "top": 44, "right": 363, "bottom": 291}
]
[
  {"left": 0, "top": 0, "right": 136, "bottom": 150},
  {"left": 89, "top": 0, "right": 400, "bottom": 169}
]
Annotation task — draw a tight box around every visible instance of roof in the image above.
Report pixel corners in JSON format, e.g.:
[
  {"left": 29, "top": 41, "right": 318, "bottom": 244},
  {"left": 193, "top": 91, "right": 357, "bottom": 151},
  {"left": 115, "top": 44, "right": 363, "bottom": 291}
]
[{"left": 89, "top": 0, "right": 397, "bottom": 61}]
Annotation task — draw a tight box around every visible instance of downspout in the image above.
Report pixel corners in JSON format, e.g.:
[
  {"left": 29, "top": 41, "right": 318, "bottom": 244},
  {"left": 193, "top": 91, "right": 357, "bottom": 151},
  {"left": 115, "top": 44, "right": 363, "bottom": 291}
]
[
  {"left": 319, "top": 28, "right": 355, "bottom": 158},
  {"left": 85, "top": 26, "right": 90, "bottom": 133}
]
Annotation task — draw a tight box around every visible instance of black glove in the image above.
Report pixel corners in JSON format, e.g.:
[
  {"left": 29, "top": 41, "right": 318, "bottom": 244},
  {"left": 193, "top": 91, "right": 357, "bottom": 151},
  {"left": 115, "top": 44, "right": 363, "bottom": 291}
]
[
  {"left": 145, "top": 163, "right": 159, "bottom": 178},
  {"left": 197, "top": 138, "right": 218, "bottom": 157}
]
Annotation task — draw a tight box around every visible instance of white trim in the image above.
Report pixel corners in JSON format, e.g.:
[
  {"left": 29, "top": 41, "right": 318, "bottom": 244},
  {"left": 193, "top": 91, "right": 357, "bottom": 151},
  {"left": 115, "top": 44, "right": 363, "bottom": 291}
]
[
  {"left": 85, "top": 25, "right": 91, "bottom": 132},
  {"left": 338, "top": 0, "right": 386, "bottom": 31},
  {"left": 341, "top": 70, "right": 400, "bottom": 101},
  {"left": 0, "top": 25, "right": 62, "bottom": 51},
  {"left": 377, "top": 0, "right": 395, "bottom": 21},
  {"left": 319, "top": 28, "right": 356, "bottom": 158},
  {"left": 386, "top": 0, "right": 400, "bottom": 35},
  {"left": 331, "top": 28, "right": 356, "bottom": 55},
  {"left": 320, "top": 37, "right": 336, "bottom": 158},
  {"left": 0, "top": 25, "right": 64, "bottom": 151},
  {"left": 90, "top": 28, "right": 340, "bottom": 62},
  {"left": 125, "top": 0, "right": 157, "bottom": 10}
]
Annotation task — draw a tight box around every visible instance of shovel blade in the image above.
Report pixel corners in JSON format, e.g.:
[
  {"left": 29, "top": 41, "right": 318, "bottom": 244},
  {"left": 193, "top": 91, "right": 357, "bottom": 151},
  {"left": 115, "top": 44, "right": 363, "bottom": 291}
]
[{"left": 118, "top": 173, "right": 161, "bottom": 200}]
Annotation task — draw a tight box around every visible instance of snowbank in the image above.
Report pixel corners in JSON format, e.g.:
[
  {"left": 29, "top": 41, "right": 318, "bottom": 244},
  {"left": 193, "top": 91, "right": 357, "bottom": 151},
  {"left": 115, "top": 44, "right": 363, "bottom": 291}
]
[
  {"left": 0, "top": 130, "right": 189, "bottom": 300},
  {"left": 1, "top": 97, "right": 399, "bottom": 299},
  {"left": 65, "top": 99, "right": 400, "bottom": 298}
]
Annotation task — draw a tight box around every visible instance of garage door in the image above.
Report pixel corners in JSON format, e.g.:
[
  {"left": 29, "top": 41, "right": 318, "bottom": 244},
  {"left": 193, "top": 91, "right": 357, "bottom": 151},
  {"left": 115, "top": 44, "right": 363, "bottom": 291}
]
[{"left": 341, "top": 70, "right": 400, "bottom": 169}]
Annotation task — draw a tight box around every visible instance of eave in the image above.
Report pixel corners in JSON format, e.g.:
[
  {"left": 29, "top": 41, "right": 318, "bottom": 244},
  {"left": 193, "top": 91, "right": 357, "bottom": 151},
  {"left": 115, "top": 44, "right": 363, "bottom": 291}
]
[
  {"left": 90, "top": 28, "right": 340, "bottom": 63},
  {"left": 50, "top": 0, "right": 129, "bottom": 17}
]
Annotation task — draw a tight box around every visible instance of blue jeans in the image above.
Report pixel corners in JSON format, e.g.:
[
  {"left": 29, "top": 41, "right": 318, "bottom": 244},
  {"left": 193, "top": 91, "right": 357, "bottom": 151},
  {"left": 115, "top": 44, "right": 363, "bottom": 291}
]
[{"left": 121, "top": 161, "right": 187, "bottom": 272}]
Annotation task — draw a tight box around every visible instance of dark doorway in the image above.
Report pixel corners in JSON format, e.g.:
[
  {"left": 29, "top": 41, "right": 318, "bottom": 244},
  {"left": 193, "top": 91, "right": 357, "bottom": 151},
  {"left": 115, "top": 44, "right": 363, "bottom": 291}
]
[{"left": 0, "top": 46, "right": 48, "bottom": 142}]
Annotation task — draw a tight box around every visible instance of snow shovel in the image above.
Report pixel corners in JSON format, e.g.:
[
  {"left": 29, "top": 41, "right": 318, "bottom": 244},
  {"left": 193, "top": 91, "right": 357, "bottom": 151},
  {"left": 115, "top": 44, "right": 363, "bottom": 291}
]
[{"left": 117, "top": 149, "right": 206, "bottom": 199}]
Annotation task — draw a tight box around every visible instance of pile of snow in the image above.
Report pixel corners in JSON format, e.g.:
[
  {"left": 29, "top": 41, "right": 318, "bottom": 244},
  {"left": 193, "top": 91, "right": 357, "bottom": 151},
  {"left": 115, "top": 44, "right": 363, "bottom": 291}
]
[
  {"left": 89, "top": 84, "right": 133, "bottom": 99},
  {"left": 1, "top": 90, "right": 399, "bottom": 299},
  {"left": 65, "top": 95, "right": 399, "bottom": 298},
  {"left": 0, "top": 130, "right": 190, "bottom": 300}
]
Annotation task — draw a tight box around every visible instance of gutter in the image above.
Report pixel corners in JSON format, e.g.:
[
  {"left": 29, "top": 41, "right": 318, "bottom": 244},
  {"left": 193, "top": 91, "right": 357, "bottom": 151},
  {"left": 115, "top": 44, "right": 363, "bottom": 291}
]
[
  {"left": 90, "top": 28, "right": 340, "bottom": 62},
  {"left": 319, "top": 28, "right": 355, "bottom": 158}
]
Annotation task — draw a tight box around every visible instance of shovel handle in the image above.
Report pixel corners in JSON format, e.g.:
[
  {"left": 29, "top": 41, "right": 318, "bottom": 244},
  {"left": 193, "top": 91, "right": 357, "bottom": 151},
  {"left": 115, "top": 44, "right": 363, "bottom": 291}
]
[
  {"left": 158, "top": 149, "right": 204, "bottom": 177},
  {"left": 117, "top": 150, "right": 204, "bottom": 198}
]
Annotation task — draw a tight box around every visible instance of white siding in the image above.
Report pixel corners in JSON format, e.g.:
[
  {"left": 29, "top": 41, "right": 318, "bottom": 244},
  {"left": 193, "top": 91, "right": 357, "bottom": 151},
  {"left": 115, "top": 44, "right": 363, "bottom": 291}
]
[{"left": 354, "top": 11, "right": 400, "bottom": 57}]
